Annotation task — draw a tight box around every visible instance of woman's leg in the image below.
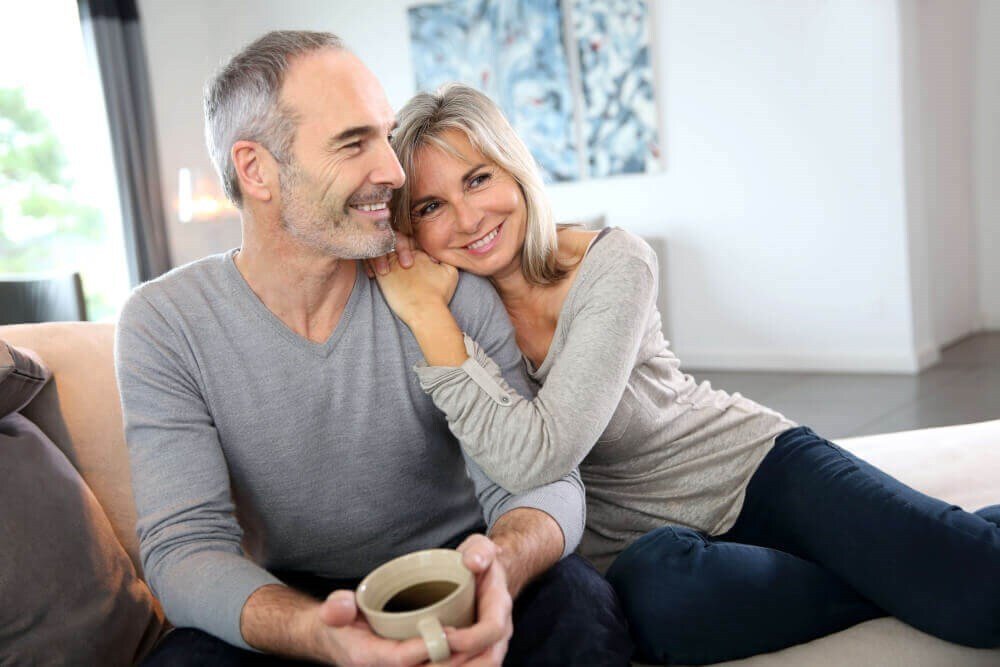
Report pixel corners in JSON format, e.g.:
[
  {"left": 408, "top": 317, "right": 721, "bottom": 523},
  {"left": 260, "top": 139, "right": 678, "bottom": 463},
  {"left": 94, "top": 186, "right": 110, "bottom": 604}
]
[
  {"left": 606, "top": 526, "right": 882, "bottom": 665},
  {"left": 723, "top": 426, "right": 1000, "bottom": 649}
]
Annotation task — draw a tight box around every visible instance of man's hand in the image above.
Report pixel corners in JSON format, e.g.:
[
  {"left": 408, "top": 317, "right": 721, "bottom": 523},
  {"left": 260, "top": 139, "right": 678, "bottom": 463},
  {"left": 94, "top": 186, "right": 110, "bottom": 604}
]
[
  {"left": 444, "top": 535, "right": 513, "bottom": 666},
  {"left": 316, "top": 589, "right": 433, "bottom": 666},
  {"left": 242, "top": 584, "right": 430, "bottom": 667}
]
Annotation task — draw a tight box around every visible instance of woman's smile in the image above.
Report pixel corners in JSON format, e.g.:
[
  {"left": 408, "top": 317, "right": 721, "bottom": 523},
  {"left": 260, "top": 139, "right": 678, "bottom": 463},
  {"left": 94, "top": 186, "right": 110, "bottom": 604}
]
[{"left": 463, "top": 221, "right": 504, "bottom": 255}]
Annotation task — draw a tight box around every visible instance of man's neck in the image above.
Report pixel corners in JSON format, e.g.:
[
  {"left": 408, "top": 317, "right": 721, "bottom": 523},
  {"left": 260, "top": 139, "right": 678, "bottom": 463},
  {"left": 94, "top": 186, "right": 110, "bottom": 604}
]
[{"left": 234, "top": 232, "right": 358, "bottom": 345}]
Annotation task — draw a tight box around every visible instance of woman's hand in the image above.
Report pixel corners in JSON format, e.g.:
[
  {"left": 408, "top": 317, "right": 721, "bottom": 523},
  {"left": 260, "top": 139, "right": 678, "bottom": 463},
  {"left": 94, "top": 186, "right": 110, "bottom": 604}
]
[
  {"left": 365, "top": 230, "right": 429, "bottom": 278},
  {"left": 374, "top": 250, "right": 459, "bottom": 327}
]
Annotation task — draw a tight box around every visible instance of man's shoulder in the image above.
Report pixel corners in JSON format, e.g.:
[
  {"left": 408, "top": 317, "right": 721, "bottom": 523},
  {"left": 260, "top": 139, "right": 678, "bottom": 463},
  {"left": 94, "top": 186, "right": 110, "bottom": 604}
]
[
  {"left": 453, "top": 270, "right": 496, "bottom": 301},
  {"left": 449, "top": 271, "right": 510, "bottom": 336},
  {"left": 120, "top": 251, "right": 235, "bottom": 326},
  {"left": 451, "top": 271, "right": 501, "bottom": 314}
]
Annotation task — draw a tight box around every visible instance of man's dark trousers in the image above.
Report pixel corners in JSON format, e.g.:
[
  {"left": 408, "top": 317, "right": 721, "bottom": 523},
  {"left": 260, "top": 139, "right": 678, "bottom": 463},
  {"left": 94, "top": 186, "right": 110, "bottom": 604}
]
[{"left": 142, "top": 530, "right": 633, "bottom": 666}]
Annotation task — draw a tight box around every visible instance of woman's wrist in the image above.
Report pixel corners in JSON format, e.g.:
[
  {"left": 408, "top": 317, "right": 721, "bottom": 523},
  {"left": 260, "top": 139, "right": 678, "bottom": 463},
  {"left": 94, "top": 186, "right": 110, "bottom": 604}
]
[
  {"left": 404, "top": 302, "right": 453, "bottom": 330},
  {"left": 408, "top": 306, "right": 468, "bottom": 367}
]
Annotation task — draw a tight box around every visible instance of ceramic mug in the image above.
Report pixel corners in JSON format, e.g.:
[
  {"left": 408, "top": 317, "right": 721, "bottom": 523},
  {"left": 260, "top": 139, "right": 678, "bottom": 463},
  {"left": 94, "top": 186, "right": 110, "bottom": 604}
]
[{"left": 355, "top": 549, "right": 475, "bottom": 663}]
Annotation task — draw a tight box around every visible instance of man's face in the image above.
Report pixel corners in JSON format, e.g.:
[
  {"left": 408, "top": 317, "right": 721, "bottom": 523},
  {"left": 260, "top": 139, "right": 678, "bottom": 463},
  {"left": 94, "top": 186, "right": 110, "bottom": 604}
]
[{"left": 274, "top": 49, "right": 404, "bottom": 258}]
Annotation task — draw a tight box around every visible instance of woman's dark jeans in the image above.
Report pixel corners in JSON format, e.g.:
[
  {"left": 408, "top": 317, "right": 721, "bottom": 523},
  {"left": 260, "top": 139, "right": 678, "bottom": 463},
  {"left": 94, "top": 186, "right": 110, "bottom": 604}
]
[
  {"left": 606, "top": 426, "right": 1000, "bottom": 665},
  {"left": 143, "top": 527, "right": 633, "bottom": 666}
]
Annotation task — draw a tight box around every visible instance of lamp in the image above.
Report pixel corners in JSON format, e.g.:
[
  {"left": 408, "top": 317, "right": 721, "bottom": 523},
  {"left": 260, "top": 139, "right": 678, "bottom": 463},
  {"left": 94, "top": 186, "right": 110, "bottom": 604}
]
[{"left": 177, "top": 167, "right": 237, "bottom": 223}]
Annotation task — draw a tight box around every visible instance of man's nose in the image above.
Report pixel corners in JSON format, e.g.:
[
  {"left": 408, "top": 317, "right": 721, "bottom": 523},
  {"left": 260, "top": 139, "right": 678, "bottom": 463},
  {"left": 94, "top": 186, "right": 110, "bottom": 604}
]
[{"left": 371, "top": 141, "right": 405, "bottom": 189}]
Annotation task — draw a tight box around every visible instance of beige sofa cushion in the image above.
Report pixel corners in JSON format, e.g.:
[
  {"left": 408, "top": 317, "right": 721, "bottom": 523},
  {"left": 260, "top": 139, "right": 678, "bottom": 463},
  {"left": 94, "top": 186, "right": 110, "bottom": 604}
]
[{"left": 0, "top": 322, "right": 142, "bottom": 574}]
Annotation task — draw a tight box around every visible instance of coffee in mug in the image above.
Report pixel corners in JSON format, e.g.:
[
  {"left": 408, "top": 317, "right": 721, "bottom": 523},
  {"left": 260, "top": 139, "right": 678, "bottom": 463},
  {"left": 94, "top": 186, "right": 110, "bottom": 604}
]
[
  {"left": 381, "top": 580, "right": 460, "bottom": 613},
  {"left": 356, "top": 549, "right": 475, "bottom": 663}
]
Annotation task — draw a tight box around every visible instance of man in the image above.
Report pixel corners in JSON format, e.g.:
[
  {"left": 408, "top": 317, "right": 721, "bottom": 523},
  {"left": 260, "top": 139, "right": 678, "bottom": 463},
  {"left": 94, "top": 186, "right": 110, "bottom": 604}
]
[{"left": 116, "top": 31, "right": 632, "bottom": 665}]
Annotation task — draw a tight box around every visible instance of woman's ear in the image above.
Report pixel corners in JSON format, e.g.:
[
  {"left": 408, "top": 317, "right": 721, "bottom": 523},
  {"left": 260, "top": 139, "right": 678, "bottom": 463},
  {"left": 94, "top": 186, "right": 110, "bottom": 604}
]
[{"left": 232, "top": 140, "right": 275, "bottom": 204}]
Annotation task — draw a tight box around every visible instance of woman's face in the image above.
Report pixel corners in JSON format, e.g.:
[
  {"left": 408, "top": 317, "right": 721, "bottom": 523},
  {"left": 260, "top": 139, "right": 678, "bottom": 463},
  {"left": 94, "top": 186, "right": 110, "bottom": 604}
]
[{"left": 407, "top": 130, "right": 527, "bottom": 278}]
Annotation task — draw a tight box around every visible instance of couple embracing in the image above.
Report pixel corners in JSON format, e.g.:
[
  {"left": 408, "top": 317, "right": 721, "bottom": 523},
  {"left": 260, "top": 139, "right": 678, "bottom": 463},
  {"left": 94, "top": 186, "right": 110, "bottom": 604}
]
[{"left": 119, "top": 31, "right": 1000, "bottom": 667}]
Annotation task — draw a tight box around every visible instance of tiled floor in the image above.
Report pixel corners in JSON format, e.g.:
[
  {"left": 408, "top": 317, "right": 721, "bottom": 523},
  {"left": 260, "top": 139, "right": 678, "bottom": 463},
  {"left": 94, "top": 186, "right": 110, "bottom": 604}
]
[{"left": 686, "top": 332, "right": 1000, "bottom": 439}]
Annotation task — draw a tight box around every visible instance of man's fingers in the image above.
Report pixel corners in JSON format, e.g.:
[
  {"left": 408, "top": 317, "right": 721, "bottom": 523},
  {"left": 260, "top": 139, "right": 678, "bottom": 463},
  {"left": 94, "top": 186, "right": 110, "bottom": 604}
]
[
  {"left": 373, "top": 255, "right": 390, "bottom": 276},
  {"left": 445, "top": 595, "right": 510, "bottom": 657},
  {"left": 336, "top": 624, "right": 430, "bottom": 667},
  {"left": 459, "top": 640, "right": 507, "bottom": 667},
  {"left": 377, "top": 635, "right": 431, "bottom": 666},
  {"left": 446, "top": 562, "right": 512, "bottom": 653},
  {"left": 319, "top": 590, "right": 357, "bottom": 627},
  {"left": 456, "top": 534, "right": 499, "bottom": 573}
]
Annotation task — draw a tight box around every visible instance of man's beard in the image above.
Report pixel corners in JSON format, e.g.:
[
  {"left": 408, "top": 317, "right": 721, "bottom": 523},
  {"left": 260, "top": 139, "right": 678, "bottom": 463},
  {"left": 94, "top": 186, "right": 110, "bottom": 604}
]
[{"left": 278, "top": 162, "right": 395, "bottom": 259}]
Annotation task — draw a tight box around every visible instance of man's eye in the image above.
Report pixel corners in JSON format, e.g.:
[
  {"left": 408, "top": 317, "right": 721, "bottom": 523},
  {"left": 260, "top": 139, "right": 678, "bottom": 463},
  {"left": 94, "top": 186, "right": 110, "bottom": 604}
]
[{"left": 345, "top": 141, "right": 363, "bottom": 150}]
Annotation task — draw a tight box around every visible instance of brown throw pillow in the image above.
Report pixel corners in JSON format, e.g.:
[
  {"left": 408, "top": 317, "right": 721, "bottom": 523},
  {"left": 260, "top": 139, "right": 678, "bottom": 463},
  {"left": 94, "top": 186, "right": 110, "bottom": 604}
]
[
  {"left": 0, "top": 346, "right": 166, "bottom": 665},
  {"left": 0, "top": 342, "right": 50, "bottom": 418}
]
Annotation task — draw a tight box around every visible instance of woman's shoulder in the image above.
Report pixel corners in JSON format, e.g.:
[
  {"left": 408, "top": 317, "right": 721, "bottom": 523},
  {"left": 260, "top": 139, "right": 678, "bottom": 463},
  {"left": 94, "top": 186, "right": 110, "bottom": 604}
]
[
  {"left": 581, "top": 227, "right": 658, "bottom": 278},
  {"left": 563, "top": 228, "right": 658, "bottom": 316}
]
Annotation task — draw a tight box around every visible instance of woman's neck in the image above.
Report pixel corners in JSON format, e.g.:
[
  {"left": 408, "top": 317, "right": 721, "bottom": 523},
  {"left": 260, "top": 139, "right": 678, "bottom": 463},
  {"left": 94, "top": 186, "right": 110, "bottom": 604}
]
[{"left": 490, "top": 228, "right": 594, "bottom": 318}]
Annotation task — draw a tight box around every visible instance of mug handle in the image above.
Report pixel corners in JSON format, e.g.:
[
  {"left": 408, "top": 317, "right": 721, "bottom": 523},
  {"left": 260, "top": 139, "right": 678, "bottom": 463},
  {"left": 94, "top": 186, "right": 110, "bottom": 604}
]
[{"left": 417, "top": 616, "right": 450, "bottom": 663}]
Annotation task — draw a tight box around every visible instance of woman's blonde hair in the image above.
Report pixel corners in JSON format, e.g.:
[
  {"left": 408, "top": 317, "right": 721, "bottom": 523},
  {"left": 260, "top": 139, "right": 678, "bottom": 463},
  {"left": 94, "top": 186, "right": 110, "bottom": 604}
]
[{"left": 391, "top": 83, "right": 569, "bottom": 285}]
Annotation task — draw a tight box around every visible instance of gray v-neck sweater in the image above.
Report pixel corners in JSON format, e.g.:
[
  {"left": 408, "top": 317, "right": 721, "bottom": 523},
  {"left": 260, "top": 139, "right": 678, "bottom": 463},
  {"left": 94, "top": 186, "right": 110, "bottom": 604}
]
[
  {"left": 115, "top": 252, "right": 584, "bottom": 649},
  {"left": 415, "top": 229, "right": 796, "bottom": 572}
]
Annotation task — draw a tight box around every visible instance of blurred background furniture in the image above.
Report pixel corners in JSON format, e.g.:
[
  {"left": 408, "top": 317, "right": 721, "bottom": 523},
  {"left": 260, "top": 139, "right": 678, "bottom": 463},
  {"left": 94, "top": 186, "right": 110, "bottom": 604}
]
[{"left": 0, "top": 273, "right": 87, "bottom": 324}]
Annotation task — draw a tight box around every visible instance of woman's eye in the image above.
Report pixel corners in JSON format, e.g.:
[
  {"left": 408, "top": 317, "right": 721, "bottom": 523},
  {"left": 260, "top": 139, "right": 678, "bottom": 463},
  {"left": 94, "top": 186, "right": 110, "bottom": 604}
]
[
  {"left": 469, "top": 172, "right": 491, "bottom": 188},
  {"left": 345, "top": 141, "right": 363, "bottom": 150},
  {"left": 417, "top": 201, "right": 440, "bottom": 217}
]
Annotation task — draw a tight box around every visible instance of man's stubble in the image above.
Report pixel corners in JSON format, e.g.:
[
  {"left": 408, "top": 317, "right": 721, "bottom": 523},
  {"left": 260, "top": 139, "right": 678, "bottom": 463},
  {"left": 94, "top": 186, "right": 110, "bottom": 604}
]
[{"left": 278, "top": 161, "right": 395, "bottom": 259}]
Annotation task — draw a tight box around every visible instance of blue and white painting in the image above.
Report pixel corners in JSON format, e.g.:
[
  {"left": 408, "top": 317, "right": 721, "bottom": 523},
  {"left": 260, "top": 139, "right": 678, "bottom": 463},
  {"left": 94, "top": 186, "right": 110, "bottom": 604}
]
[
  {"left": 408, "top": 0, "right": 581, "bottom": 182},
  {"left": 407, "top": 0, "right": 660, "bottom": 181},
  {"left": 572, "top": 0, "right": 660, "bottom": 177}
]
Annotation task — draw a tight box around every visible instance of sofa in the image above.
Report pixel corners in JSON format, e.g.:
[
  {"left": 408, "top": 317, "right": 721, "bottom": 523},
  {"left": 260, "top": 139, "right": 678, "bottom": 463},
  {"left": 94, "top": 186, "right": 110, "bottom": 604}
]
[{"left": 1, "top": 321, "right": 998, "bottom": 666}]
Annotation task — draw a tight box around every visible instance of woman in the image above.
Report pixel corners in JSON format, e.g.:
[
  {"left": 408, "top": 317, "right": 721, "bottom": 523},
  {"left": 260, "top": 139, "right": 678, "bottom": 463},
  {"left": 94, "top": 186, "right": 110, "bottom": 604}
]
[{"left": 373, "top": 83, "right": 999, "bottom": 665}]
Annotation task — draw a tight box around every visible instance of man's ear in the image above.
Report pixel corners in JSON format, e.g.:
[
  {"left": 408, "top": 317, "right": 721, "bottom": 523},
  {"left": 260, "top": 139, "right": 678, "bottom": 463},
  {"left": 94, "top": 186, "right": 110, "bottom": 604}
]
[{"left": 232, "top": 140, "right": 275, "bottom": 204}]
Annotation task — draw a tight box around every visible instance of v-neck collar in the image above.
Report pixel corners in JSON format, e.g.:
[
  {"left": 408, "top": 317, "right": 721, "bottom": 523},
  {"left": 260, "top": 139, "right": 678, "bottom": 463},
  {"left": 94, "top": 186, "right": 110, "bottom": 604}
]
[
  {"left": 525, "top": 227, "right": 617, "bottom": 379},
  {"left": 223, "top": 249, "right": 364, "bottom": 358}
]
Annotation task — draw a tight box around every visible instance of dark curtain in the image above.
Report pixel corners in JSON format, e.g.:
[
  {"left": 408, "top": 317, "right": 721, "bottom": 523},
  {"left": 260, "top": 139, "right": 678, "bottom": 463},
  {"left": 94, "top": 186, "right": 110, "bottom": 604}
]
[{"left": 78, "top": 0, "right": 171, "bottom": 285}]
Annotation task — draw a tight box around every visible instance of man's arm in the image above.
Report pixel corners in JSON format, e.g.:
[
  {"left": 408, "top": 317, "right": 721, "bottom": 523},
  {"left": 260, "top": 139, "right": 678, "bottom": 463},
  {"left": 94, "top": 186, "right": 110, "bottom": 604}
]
[
  {"left": 436, "top": 508, "right": 566, "bottom": 664},
  {"left": 240, "top": 584, "right": 431, "bottom": 665},
  {"left": 428, "top": 275, "right": 587, "bottom": 663},
  {"left": 451, "top": 272, "right": 588, "bottom": 563},
  {"left": 116, "top": 292, "right": 429, "bottom": 666},
  {"left": 489, "top": 508, "right": 564, "bottom": 598}
]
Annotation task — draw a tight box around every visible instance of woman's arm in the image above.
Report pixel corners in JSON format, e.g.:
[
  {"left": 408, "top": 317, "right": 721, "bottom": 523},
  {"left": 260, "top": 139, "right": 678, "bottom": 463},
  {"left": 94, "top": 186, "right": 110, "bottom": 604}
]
[
  {"left": 419, "top": 240, "right": 659, "bottom": 493},
  {"left": 374, "top": 251, "right": 468, "bottom": 366}
]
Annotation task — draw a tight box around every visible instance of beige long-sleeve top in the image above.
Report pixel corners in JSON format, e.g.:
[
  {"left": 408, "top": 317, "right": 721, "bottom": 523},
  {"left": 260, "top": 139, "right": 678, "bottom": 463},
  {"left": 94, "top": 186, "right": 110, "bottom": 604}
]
[{"left": 415, "top": 229, "right": 796, "bottom": 571}]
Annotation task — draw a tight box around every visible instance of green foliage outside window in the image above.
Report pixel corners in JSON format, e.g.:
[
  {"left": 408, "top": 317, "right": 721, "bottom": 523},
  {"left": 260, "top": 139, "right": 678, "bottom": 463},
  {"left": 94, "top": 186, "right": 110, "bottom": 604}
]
[{"left": 0, "top": 87, "right": 111, "bottom": 318}]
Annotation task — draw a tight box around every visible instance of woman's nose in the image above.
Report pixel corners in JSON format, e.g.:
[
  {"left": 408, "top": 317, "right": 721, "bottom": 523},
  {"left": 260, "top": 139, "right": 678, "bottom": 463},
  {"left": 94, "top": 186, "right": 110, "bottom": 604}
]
[{"left": 453, "top": 199, "right": 482, "bottom": 235}]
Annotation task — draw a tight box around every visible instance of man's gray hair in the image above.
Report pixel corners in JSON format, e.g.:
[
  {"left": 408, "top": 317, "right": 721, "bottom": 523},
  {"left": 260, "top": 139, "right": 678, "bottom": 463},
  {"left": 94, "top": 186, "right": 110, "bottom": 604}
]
[{"left": 204, "top": 31, "right": 345, "bottom": 207}]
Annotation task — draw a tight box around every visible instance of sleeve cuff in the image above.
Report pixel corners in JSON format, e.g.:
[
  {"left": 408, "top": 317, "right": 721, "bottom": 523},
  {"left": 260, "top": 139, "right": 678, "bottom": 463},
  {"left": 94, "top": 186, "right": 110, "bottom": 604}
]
[
  {"left": 149, "top": 552, "right": 284, "bottom": 651},
  {"left": 487, "top": 479, "right": 587, "bottom": 559},
  {"left": 414, "top": 334, "right": 514, "bottom": 406}
]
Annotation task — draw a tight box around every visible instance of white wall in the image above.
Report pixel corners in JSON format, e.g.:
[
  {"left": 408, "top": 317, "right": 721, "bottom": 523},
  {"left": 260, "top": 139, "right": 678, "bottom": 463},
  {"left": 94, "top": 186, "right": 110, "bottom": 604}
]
[
  {"left": 139, "top": 0, "right": 981, "bottom": 373},
  {"left": 902, "top": 0, "right": 979, "bottom": 352},
  {"left": 975, "top": 0, "right": 1000, "bottom": 329},
  {"left": 546, "top": 0, "right": 917, "bottom": 372}
]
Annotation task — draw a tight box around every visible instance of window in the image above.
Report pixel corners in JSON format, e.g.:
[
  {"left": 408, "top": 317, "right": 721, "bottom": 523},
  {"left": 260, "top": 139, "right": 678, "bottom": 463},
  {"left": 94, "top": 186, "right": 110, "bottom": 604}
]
[{"left": 0, "top": 0, "right": 131, "bottom": 321}]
